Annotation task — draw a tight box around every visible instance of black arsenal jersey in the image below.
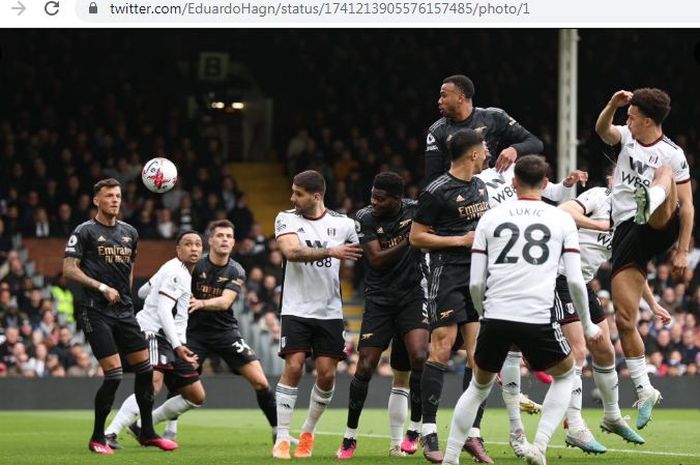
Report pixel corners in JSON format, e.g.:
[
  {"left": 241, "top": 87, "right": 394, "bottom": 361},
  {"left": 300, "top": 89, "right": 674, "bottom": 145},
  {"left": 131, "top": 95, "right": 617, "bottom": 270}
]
[
  {"left": 187, "top": 255, "right": 246, "bottom": 335},
  {"left": 424, "top": 106, "right": 543, "bottom": 183},
  {"left": 354, "top": 199, "right": 422, "bottom": 305},
  {"left": 64, "top": 219, "right": 138, "bottom": 315},
  {"left": 415, "top": 173, "right": 490, "bottom": 264}
]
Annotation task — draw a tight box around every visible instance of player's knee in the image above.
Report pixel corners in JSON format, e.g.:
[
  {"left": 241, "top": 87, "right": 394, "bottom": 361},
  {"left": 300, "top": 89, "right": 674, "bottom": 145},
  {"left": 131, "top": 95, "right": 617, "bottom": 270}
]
[
  {"left": 355, "top": 359, "right": 375, "bottom": 381},
  {"left": 316, "top": 370, "right": 336, "bottom": 390},
  {"left": 188, "top": 390, "right": 206, "bottom": 406},
  {"left": 409, "top": 350, "right": 428, "bottom": 370},
  {"left": 571, "top": 338, "right": 588, "bottom": 365},
  {"left": 615, "top": 311, "right": 636, "bottom": 332}
]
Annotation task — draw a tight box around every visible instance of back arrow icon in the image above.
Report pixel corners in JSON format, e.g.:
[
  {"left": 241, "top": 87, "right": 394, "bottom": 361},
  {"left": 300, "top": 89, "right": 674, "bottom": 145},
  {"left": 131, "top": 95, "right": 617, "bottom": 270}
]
[{"left": 12, "top": 1, "right": 26, "bottom": 15}]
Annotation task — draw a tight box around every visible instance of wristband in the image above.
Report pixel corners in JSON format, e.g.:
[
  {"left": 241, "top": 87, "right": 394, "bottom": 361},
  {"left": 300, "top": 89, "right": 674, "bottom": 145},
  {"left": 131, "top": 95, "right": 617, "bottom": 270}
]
[{"left": 98, "top": 283, "right": 108, "bottom": 293}]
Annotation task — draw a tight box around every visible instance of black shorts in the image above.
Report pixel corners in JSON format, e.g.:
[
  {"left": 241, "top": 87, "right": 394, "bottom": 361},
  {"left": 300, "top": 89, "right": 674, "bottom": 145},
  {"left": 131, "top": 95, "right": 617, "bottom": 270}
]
[
  {"left": 611, "top": 214, "right": 680, "bottom": 277},
  {"left": 389, "top": 336, "right": 411, "bottom": 372},
  {"left": 279, "top": 315, "right": 346, "bottom": 360},
  {"left": 186, "top": 331, "right": 258, "bottom": 375},
  {"left": 474, "top": 318, "right": 571, "bottom": 373},
  {"left": 358, "top": 297, "right": 429, "bottom": 350},
  {"left": 425, "top": 261, "right": 478, "bottom": 329},
  {"left": 146, "top": 333, "right": 200, "bottom": 391},
  {"left": 553, "top": 275, "right": 606, "bottom": 325},
  {"left": 80, "top": 307, "right": 148, "bottom": 360}
]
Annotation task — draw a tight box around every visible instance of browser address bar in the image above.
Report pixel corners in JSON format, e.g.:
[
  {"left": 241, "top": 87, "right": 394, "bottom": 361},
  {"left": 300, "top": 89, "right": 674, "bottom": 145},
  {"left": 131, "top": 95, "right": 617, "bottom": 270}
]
[{"left": 4, "top": 0, "right": 700, "bottom": 26}]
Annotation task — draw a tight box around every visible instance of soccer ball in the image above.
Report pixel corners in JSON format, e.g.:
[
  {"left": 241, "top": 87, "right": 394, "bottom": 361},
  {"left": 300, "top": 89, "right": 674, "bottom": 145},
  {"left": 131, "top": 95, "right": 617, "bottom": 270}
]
[{"left": 141, "top": 157, "right": 178, "bottom": 193}]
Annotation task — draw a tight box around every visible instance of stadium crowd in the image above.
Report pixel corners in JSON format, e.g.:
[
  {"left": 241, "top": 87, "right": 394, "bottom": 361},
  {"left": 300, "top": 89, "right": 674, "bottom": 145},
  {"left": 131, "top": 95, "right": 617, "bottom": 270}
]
[{"left": 0, "top": 30, "right": 699, "bottom": 379}]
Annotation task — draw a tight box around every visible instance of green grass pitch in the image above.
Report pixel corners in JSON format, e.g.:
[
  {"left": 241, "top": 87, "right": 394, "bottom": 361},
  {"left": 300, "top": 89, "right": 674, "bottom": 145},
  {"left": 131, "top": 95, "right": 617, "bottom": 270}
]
[{"left": 1, "top": 408, "right": 698, "bottom": 465}]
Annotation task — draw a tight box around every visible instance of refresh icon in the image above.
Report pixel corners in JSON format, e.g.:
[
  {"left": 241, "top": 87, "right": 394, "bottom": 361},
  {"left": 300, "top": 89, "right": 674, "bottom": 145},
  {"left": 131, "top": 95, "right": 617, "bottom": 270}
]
[{"left": 44, "top": 1, "right": 60, "bottom": 15}]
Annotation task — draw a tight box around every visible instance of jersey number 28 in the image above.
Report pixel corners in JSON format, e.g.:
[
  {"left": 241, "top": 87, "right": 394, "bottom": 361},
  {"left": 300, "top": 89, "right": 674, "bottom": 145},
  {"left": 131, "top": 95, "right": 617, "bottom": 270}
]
[{"left": 493, "top": 222, "right": 551, "bottom": 265}]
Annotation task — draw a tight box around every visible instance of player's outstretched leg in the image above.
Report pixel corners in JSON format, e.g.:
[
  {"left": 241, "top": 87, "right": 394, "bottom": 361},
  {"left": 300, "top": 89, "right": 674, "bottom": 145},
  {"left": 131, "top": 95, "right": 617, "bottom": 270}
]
[
  {"left": 588, "top": 321, "right": 645, "bottom": 445},
  {"left": 442, "top": 375, "right": 497, "bottom": 465}
]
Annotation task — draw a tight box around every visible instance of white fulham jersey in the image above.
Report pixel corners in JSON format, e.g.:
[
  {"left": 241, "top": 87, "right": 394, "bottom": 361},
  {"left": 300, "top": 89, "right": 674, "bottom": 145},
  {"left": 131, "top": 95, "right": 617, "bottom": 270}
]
[
  {"left": 274, "top": 209, "right": 358, "bottom": 320},
  {"left": 472, "top": 199, "right": 580, "bottom": 324},
  {"left": 476, "top": 164, "right": 574, "bottom": 208},
  {"left": 137, "top": 258, "right": 192, "bottom": 346},
  {"left": 558, "top": 187, "right": 613, "bottom": 282},
  {"left": 611, "top": 125, "right": 690, "bottom": 225}
]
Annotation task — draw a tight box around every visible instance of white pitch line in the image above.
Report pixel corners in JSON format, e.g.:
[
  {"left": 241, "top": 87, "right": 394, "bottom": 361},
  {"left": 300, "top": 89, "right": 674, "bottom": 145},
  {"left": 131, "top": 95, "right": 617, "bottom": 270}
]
[{"left": 315, "top": 430, "right": 700, "bottom": 458}]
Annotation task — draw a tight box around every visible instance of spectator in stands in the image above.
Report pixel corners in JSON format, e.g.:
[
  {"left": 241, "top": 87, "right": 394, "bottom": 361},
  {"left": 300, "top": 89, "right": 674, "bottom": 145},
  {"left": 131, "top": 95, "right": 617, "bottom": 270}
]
[
  {"left": 229, "top": 194, "right": 254, "bottom": 240},
  {"left": 68, "top": 350, "right": 97, "bottom": 377},
  {"left": 51, "top": 204, "right": 76, "bottom": 238},
  {"left": 220, "top": 176, "right": 240, "bottom": 213},
  {"left": 162, "top": 178, "right": 187, "bottom": 212},
  {"left": 26, "top": 342, "right": 48, "bottom": 378},
  {"left": 176, "top": 193, "right": 200, "bottom": 233},
  {"left": 38, "top": 309, "right": 57, "bottom": 339},
  {"left": 0, "top": 327, "right": 21, "bottom": 367},
  {"left": 49, "top": 326, "right": 75, "bottom": 369},
  {"left": 246, "top": 267, "right": 264, "bottom": 295},
  {"left": 24, "top": 208, "right": 51, "bottom": 238},
  {"left": 233, "top": 238, "right": 266, "bottom": 271},
  {"left": 156, "top": 208, "right": 177, "bottom": 239},
  {"left": 249, "top": 224, "right": 267, "bottom": 254},
  {"left": 2, "top": 256, "right": 26, "bottom": 295},
  {"left": 50, "top": 273, "right": 74, "bottom": 327},
  {"left": 20, "top": 288, "right": 44, "bottom": 326}
]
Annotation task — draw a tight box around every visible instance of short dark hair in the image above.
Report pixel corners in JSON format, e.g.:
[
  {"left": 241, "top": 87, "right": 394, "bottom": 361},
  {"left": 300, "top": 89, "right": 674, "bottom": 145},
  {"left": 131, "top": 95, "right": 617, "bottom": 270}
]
[
  {"left": 631, "top": 88, "right": 671, "bottom": 125},
  {"left": 93, "top": 178, "right": 121, "bottom": 195},
  {"left": 293, "top": 170, "right": 326, "bottom": 196},
  {"left": 514, "top": 155, "right": 549, "bottom": 188},
  {"left": 208, "top": 219, "right": 235, "bottom": 234},
  {"left": 373, "top": 171, "right": 404, "bottom": 197},
  {"left": 176, "top": 230, "right": 201, "bottom": 245},
  {"left": 447, "top": 129, "right": 484, "bottom": 161},
  {"left": 443, "top": 75, "right": 475, "bottom": 98}
]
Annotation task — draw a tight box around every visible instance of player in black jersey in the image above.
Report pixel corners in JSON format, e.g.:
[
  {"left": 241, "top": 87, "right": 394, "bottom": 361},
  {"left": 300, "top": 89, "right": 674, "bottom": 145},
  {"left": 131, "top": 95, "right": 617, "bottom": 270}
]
[
  {"left": 410, "top": 129, "right": 490, "bottom": 463},
  {"left": 63, "top": 178, "right": 176, "bottom": 454},
  {"left": 162, "top": 220, "right": 278, "bottom": 443},
  {"left": 425, "top": 74, "right": 543, "bottom": 183},
  {"left": 336, "top": 172, "right": 429, "bottom": 459}
]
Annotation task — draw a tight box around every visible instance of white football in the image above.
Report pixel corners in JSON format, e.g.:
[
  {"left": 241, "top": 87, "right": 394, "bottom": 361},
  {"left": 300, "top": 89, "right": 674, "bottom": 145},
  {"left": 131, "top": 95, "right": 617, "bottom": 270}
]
[{"left": 141, "top": 157, "right": 178, "bottom": 193}]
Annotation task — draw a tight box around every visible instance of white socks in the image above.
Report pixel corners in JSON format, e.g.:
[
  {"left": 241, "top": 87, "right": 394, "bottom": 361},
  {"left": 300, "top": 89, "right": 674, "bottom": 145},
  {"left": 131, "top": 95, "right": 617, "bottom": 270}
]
[
  {"left": 152, "top": 394, "right": 200, "bottom": 425},
  {"left": 443, "top": 378, "right": 494, "bottom": 464},
  {"left": 300, "top": 384, "right": 334, "bottom": 434},
  {"left": 105, "top": 394, "right": 139, "bottom": 436},
  {"left": 593, "top": 363, "right": 622, "bottom": 421},
  {"left": 275, "top": 383, "right": 298, "bottom": 442},
  {"left": 566, "top": 366, "right": 585, "bottom": 430},
  {"left": 626, "top": 355, "right": 653, "bottom": 396},
  {"left": 648, "top": 185, "right": 668, "bottom": 214},
  {"left": 534, "top": 366, "right": 575, "bottom": 451},
  {"left": 500, "top": 351, "right": 524, "bottom": 433},
  {"left": 388, "top": 387, "right": 409, "bottom": 447}
]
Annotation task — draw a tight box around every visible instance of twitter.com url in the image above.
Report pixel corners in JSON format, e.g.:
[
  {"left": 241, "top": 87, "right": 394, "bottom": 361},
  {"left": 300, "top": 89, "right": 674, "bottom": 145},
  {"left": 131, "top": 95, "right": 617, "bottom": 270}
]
[{"left": 107, "top": 2, "right": 531, "bottom": 18}]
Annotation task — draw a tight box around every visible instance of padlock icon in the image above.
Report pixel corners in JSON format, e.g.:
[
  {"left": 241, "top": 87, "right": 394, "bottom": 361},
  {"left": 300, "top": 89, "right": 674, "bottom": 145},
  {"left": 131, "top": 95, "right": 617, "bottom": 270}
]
[{"left": 89, "top": 2, "right": 98, "bottom": 14}]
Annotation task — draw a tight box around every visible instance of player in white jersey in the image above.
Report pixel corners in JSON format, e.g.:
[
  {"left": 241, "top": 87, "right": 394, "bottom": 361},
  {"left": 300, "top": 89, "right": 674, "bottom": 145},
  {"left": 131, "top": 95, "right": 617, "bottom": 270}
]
[
  {"left": 272, "top": 170, "right": 363, "bottom": 459},
  {"left": 477, "top": 161, "right": 589, "bottom": 426},
  {"left": 549, "top": 181, "right": 670, "bottom": 454},
  {"left": 104, "top": 231, "right": 202, "bottom": 450},
  {"left": 476, "top": 162, "right": 587, "bottom": 208},
  {"left": 595, "top": 88, "right": 694, "bottom": 429},
  {"left": 441, "top": 155, "right": 603, "bottom": 465}
]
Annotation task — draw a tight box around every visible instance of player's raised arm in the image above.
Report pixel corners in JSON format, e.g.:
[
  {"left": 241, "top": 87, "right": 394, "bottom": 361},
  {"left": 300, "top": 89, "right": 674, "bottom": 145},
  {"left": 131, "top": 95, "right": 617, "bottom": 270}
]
[
  {"left": 559, "top": 199, "right": 609, "bottom": 232},
  {"left": 595, "top": 90, "right": 632, "bottom": 146}
]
